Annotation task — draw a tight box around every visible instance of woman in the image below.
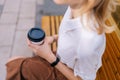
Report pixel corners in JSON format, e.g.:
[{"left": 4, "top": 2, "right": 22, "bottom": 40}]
[{"left": 6, "top": 0, "right": 120, "bottom": 80}]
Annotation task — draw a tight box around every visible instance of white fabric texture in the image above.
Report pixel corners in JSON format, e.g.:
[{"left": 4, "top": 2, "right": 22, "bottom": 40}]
[{"left": 56, "top": 7, "right": 106, "bottom": 80}]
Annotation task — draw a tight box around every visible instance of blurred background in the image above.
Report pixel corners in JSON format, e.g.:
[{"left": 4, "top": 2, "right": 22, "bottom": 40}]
[
  {"left": 36, "top": 0, "right": 67, "bottom": 26},
  {"left": 0, "top": 0, "right": 119, "bottom": 80},
  {"left": 112, "top": 6, "right": 120, "bottom": 30},
  {"left": 0, "top": 0, "right": 67, "bottom": 80}
]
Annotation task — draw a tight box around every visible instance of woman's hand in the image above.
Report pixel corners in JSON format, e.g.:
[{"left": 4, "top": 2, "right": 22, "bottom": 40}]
[
  {"left": 27, "top": 36, "right": 56, "bottom": 63},
  {"left": 27, "top": 35, "right": 82, "bottom": 80},
  {"left": 53, "top": 34, "right": 58, "bottom": 42}
]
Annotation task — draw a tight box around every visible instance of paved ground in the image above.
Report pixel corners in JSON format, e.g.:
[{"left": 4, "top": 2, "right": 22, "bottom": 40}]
[
  {"left": 0, "top": 0, "right": 66, "bottom": 80},
  {"left": 36, "top": 0, "right": 67, "bottom": 26}
]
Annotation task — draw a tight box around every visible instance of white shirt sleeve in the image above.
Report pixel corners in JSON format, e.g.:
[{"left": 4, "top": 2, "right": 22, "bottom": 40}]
[{"left": 73, "top": 32, "right": 106, "bottom": 80}]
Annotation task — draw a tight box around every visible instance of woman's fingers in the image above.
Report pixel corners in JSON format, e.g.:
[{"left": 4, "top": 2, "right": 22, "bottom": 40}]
[
  {"left": 27, "top": 38, "right": 39, "bottom": 50},
  {"left": 45, "top": 36, "right": 55, "bottom": 44},
  {"left": 27, "top": 38, "right": 31, "bottom": 45},
  {"left": 53, "top": 35, "right": 58, "bottom": 41}
]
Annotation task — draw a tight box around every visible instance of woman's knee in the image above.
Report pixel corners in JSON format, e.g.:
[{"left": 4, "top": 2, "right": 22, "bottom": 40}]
[{"left": 7, "top": 56, "right": 25, "bottom": 63}]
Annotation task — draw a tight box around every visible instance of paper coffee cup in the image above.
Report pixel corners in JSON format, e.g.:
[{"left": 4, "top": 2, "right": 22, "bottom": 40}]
[{"left": 27, "top": 28, "right": 46, "bottom": 45}]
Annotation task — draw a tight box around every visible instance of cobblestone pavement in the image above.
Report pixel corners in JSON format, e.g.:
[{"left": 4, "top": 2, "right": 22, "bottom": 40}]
[
  {"left": 0, "top": 0, "right": 67, "bottom": 80},
  {"left": 0, "top": 0, "right": 36, "bottom": 79}
]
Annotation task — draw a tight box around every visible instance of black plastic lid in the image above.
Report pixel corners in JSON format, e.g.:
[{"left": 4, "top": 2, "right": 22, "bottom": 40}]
[{"left": 28, "top": 28, "right": 45, "bottom": 42}]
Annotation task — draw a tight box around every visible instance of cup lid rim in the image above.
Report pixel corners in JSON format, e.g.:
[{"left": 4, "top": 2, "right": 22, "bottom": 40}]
[{"left": 28, "top": 28, "right": 45, "bottom": 42}]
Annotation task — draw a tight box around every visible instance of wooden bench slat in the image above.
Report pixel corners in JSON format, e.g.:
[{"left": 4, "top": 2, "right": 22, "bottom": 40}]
[
  {"left": 55, "top": 16, "right": 60, "bottom": 34},
  {"left": 96, "top": 72, "right": 101, "bottom": 80},
  {"left": 59, "top": 16, "right": 63, "bottom": 22},
  {"left": 102, "top": 50, "right": 116, "bottom": 80},
  {"left": 107, "top": 34, "right": 120, "bottom": 65},
  {"left": 98, "top": 66, "right": 109, "bottom": 80},
  {"left": 97, "top": 49, "right": 110, "bottom": 80},
  {"left": 105, "top": 46, "right": 120, "bottom": 80},
  {"left": 115, "top": 73, "right": 120, "bottom": 80},
  {"left": 41, "top": 16, "right": 51, "bottom": 36},
  {"left": 107, "top": 33, "right": 120, "bottom": 63},
  {"left": 50, "top": 16, "right": 57, "bottom": 52},
  {"left": 55, "top": 16, "right": 61, "bottom": 47},
  {"left": 106, "top": 34, "right": 120, "bottom": 62},
  {"left": 111, "top": 32, "right": 120, "bottom": 51},
  {"left": 106, "top": 20, "right": 120, "bottom": 51},
  {"left": 106, "top": 35, "right": 120, "bottom": 74},
  {"left": 103, "top": 59, "right": 115, "bottom": 80},
  {"left": 105, "top": 47, "right": 118, "bottom": 80}
]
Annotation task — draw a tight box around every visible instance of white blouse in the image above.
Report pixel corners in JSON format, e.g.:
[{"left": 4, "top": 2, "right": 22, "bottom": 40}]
[{"left": 56, "top": 7, "right": 106, "bottom": 80}]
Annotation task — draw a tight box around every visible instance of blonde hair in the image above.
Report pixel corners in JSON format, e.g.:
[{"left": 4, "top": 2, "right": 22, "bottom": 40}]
[
  {"left": 78, "top": 0, "right": 120, "bottom": 34},
  {"left": 94, "top": 0, "right": 120, "bottom": 34}
]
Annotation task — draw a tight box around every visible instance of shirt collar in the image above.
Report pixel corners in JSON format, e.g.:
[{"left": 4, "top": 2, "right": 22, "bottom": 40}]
[
  {"left": 61, "top": 7, "right": 83, "bottom": 32},
  {"left": 61, "top": 7, "right": 95, "bottom": 33},
  {"left": 63, "top": 17, "right": 81, "bottom": 32}
]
